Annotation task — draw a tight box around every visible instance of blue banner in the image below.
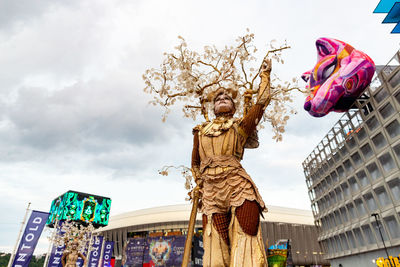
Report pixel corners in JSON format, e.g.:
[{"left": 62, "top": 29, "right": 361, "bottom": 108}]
[
  {"left": 193, "top": 235, "right": 204, "bottom": 267},
  {"left": 143, "top": 236, "right": 186, "bottom": 266},
  {"left": 47, "top": 243, "right": 65, "bottom": 267},
  {"left": 102, "top": 241, "right": 114, "bottom": 267},
  {"left": 12, "top": 210, "right": 49, "bottom": 267},
  {"left": 47, "top": 221, "right": 65, "bottom": 267},
  {"left": 125, "top": 237, "right": 145, "bottom": 266},
  {"left": 88, "top": 236, "right": 104, "bottom": 267}
]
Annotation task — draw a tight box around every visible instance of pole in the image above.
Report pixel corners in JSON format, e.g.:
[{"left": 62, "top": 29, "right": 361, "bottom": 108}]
[
  {"left": 98, "top": 236, "right": 106, "bottom": 267},
  {"left": 43, "top": 216, "right": 59, "bottom": 267},
  {"left": 8, "top": 202, "right": 31, "bottom": 267},
  {"left": 85, "top": 232, "right": 94, "bottom": 267},
  {"left": 372, "top": 213, "right": 392, "bottom": 267},
  {"left": 181, "top": 189, "right": 200, "bottom": 267}
]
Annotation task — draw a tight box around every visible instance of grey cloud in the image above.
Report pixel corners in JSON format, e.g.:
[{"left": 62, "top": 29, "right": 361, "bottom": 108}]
[
  {"left": 0, "top": 0, "right": 54, "bottom": 31},
  {"left": 0, "top": 74, "right": 190, "bottom": 159}
]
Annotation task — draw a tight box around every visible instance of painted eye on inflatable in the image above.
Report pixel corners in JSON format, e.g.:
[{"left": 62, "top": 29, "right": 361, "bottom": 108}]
[{"left": 303, "top": 38, "right": 376, "bottom": 117}]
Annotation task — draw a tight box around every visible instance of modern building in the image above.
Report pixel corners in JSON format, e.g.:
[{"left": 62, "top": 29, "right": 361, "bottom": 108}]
[
  {"left": 98, "top": 204, "right": 329, "bottom": 267},
  {"left": 303, "top": 50, "right": 400, "bottom": 267}
]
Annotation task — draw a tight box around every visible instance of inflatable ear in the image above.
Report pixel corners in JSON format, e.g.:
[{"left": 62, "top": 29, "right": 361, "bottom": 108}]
[{"left": 303, "top": 38, "right": 375, "bottom": 117}]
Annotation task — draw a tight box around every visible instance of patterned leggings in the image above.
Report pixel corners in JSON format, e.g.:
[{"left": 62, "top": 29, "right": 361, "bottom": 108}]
[{"left": 202, "top": 200, "right": 260, "bottom": 246}]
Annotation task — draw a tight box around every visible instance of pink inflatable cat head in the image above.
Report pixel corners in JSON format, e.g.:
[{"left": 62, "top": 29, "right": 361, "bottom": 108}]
[{"left": 302, "top": 38, "right": 375, "bottom": 117}]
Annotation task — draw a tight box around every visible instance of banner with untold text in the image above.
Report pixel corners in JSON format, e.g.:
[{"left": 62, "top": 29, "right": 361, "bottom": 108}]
[
  {"left": 11, "top": 210, "right": 49, "bottom": 267},
  {"left": 88, "top": 236, "right": 104, "bottom": 267},
  {"left": 102, "top": 241, "right": 114, "bottom": 267}
]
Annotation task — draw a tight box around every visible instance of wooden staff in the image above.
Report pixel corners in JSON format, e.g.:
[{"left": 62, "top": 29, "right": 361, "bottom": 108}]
[{"left": 181, "top": 187, "right": 200, "bottom": 267}]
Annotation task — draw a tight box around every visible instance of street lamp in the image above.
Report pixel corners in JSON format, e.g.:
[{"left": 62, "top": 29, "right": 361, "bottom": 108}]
[{"left": 371, "top": 213, "right": 392, "bottom": 267}]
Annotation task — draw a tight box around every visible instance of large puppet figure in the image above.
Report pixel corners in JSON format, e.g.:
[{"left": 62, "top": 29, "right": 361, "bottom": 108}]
[
  {"left": 144, "top": 32, "right": 299, "bottom": 267},
  {"left": 191, "top": 59, "right": 272, "bottom": 266}
]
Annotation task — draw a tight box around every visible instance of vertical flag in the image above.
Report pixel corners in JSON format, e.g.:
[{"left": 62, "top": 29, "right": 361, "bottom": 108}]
[
  {"left": 88, "top": 236, "right": 104, "bottom": 267},
  {"left": 11, "top": 210, "right": 49, "bottom": 267},
  {"left": 47, "top": 243, "right": 65, "bottom": 267},
  {"left": 102, "top": 241, "right": 114, "bottom": 267},
  {"left": 47, "top": 221, "right": 65, "bottom": 267}
]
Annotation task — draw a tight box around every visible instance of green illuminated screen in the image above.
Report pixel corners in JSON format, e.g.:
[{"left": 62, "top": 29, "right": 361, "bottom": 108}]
[{"left": 46, "top": 190, "right": 111, "bottom": 228}]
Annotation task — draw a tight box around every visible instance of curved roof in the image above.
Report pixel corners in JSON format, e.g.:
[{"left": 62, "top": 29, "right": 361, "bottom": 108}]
[{"left": 100, "top": 204, "right": 314, "bottom": 232}]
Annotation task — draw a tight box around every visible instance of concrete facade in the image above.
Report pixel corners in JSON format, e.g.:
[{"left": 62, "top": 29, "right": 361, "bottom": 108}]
[{"left": 303, "top": 51, "right": 400, "bottom": 267}]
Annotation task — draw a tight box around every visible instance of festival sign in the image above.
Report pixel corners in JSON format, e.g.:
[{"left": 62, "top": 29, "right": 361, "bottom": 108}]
[
  {"left": 11, "top": 210, "right": 49, "bottom": 267},
  {"left": 102, "top": 241, "right": 114, "bottom": 267},
  {"left": 125, "top": 238, "right": 146, "bottom": 266},
  {"left": 143, "top": 236, "right": 186, "bottom": 266},
  {"left": 88, "top": 236, "right": 104, "bottom": 267}
]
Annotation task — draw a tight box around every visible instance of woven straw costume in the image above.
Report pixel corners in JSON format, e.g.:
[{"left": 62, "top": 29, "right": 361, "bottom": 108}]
[{"left": 191, "top": 63, "right": 272, "bottom": 267}]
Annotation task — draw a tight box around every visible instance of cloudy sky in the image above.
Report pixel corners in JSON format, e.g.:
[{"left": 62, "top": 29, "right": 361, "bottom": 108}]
[{"left": 0, "top": 0, "right": 398, "bottom": 254}]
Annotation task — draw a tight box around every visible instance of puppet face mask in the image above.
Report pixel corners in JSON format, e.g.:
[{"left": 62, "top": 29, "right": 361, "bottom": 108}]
[{"left": 302, "top": 38, "right": 375, "bottom": 117}]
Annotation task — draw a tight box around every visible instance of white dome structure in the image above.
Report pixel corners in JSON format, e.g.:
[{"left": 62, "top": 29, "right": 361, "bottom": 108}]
[{"left": 97, "top": 204, "right": 329, "bottom": 266}]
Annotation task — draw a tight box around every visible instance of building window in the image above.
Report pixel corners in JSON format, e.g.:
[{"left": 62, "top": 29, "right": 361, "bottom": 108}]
[
  {"left": 360, "top": 143, "right": 374, "bottom": 159},
  {"left": 329, "top": 238, "right": 337, "bottom": 254},
  {"left": 366, "top": 162, "right": 382, "bottom": 180},
  {"left": 330, "top": 192, "right": 337, "bottom": 205},
  {"left": 339, "top": 145, "right": 348, "bottom": 157},
  {"left": 394, "top": 90, "right": 400, "bottom": 106},
  {"left": 340, "top": 207, "right": 349, "bottom": 223},
  {"left": 383, "top": 216, "right": 400, "bottom": 239},
  {"left": 330, "top": 171, "right": 338, "bottom": 184},
  {"left": 347, "top": 137, "right": 357, "bottom": 150},
  {"left": 337, "top": 166, "right": 345, "bottom": 180},
  {"left": 343, "top": 159, "right": 353, "bottom": 172},
  {"left": 346, "top": 203, "right": 356, "bottom": 219},
  {"left": 389, "top": 69, "right": 400, "bottom": 88},
  {"left": 334, "top": 210, "right": 343, "bottom": 226},
  {"left": 385, "top": 119, "right": 400, "bottom": 139},
  {"left": 339, "top": 233, "right": 350, "bottom": 250},
  {"left": 374, "top": 186, "right": 392, "bottom": 207},
  {"left": 335, "top": 235, "right": 343, "bottom": 252},
  {"left": 354, "top": 198, "right": 367, "bottom": 217},
  {"left": 366, "top": 116, "right": 380, "bottom": 132},
  {"left": 357, "top": 127, "right": 367, "bottom": 142},
  {"left": 379, "top": 102, "right": 395, "bottom": 120},
  {"left": 341, "top": 182, "right": 350, "bottom": 198},
  {"left": 335, "top": 187, "right": 343, "bottom": 201},
  {"left": 393, "top": 143, "right": 400, "bottom": 161},
  {"left": 378, "top": 152, "right": 397, "bottom": 173},
  {"left": 364, "top": 193, "right": 378, "bottom": 212},
  {"left": 387, "top": 178, "right": 400, "bottom": 202},
  {"left": 361, "top": 224, "right": 376, "bottom": 244},
  {"left": 356, "top": 170, "right": 369, "bottom": 187},
  {"left": 372, "top": 133, "right": 388, "bottom": 150},
  {"left": 328, "top": 157, "right": 335, "bottom": 167},
  {"left": 346, "top": 231, "right": 357, "bottom": 249},
  {"left": 348, "top": 177, "right": 360, "bottom": 193},
  {"left": 374, "top": 87, "right": 389, "bottom": 103},
  {"left": 353, "top": 228, "right": 366, "bottom": 247},
  {"left": 351, "top": 152, "right": 362, "bottom": 166},
  {"left": 330, "top": 214, "right": 337, "bottom": 227},
  {"left": 372, "top": 221, "right": 389, "bottom": 241}
]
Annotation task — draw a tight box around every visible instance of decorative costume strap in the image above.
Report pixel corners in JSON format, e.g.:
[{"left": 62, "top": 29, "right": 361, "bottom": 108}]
[{"left": 199, "top": 155, "right": 242, "bottom": 173}]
